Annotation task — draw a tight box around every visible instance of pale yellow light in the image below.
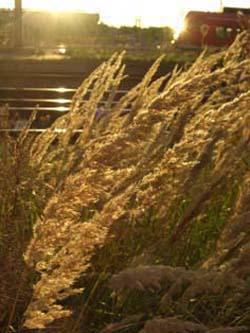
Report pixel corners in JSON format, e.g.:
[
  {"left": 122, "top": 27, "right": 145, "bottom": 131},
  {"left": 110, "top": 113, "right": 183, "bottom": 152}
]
[
  {"left": 173, "top": 21, "right": 187, "bottom": 40},
  {"left": 56, "top": 98, "right": 69, "bottom": 104},
  {"left": 58, "top": 47, "right": 67, "bottom": 55},
  {"left": 56, "top": 87, "right": 68, "bottom": 93},
  {"left": 21, "top": 0, "right": 224, "bottom": 34},
  {"left": 28, "top": 0, "right": 85, "bottom": 12}
]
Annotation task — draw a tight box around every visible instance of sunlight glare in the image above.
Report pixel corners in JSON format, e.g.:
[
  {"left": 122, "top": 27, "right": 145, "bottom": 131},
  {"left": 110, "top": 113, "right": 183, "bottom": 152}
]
[
  {"left": 58, "top": 45, "right": 67, "bottom": 55},
  {"left": 173, "top": 21, "right": 187, "bottom": 40},
  {"left": 57, "top": 87, "right": 69, "bottom": 93},
  {"left": 56, "top": 99, "right": 70, "bottom": 104},
  {"left": 55, "top": 106, "right": 69, "bottom": 112},
  {"left": 8, "top": 0, "right": 250, "bottom": 33},
  {"left": 27, "top": 0, "right": 86, "bottom": 12}
]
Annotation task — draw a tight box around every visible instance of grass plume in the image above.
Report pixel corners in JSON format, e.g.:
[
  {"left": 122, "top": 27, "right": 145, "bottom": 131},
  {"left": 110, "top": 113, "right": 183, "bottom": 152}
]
[{"left": 1, "top": 32, "right": 250, "bottom": 332}]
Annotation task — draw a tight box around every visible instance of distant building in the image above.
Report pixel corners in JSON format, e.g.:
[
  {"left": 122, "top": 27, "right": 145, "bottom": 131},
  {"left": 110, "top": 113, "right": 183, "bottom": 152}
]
[
  {"left": 0, "top": 9, "right": 100, "bottom": 47},
  {"left": 22, "top": 11, "right": 100, "bottom": 46}
]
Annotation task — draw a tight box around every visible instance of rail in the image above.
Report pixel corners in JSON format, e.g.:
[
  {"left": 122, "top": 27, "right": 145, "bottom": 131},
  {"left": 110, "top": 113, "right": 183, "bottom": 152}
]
[{"left": 0, "top": 86, "right": 129, "bottom": 115}]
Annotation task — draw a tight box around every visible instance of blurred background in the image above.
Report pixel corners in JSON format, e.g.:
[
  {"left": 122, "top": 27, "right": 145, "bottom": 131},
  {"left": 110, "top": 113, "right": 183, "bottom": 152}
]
[{"left": 0, "top": 0, "right": 249, "bottom": 55}]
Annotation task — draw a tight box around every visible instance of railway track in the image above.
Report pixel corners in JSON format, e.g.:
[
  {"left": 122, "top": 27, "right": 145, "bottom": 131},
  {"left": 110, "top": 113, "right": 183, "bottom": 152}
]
[
  {"left": 0, "top": 63, "right": 166, "bottom": 131},
  {"left": 0, "top": 83, "right": 130, "bottom": 130},
  {"left": 0, "top": 57, "right": 176, "bottom": 130}
]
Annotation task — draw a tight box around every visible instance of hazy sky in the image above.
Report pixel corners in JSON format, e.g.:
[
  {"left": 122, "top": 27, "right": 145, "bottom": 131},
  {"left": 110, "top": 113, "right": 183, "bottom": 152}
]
[{"left": 1, "top": 0, "right": 250, "bottom": 29}]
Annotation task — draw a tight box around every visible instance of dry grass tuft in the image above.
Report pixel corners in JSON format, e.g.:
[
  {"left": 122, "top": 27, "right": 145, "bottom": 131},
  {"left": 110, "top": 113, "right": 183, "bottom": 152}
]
[
  {"left": 1, "top": 32, "right": 250, "bottom": 332},
  {"left": 24, "top": 31, "right": 250, "bottom": 330}
]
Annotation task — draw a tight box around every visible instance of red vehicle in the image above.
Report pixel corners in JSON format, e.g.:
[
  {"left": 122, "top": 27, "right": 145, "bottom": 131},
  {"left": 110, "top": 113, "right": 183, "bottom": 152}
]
[{"left": 176, "top": 7, "right": 250, "bottom": 48}]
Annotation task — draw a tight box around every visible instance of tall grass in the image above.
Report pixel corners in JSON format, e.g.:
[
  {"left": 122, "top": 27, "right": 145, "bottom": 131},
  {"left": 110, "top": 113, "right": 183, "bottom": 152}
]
[
  {"left": 0, "top": 106, "right": 42, "bottom": 332},
  {"left": 0, "top": 31, "right": 250, "bottom": 332}
]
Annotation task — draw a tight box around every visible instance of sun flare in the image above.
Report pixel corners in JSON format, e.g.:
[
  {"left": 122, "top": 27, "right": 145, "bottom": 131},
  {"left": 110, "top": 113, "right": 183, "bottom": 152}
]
[
  {"left": 25, "top": 0, "right": 92, "bottom": 13},
  {"left": 3, "top": 0, "right": 250, "bottom": 35}
]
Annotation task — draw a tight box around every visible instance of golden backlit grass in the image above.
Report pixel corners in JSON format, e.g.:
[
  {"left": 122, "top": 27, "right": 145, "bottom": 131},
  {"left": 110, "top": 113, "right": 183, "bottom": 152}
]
[{"left": 0, "top": 31, "right": 250, "bottom": 333}]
